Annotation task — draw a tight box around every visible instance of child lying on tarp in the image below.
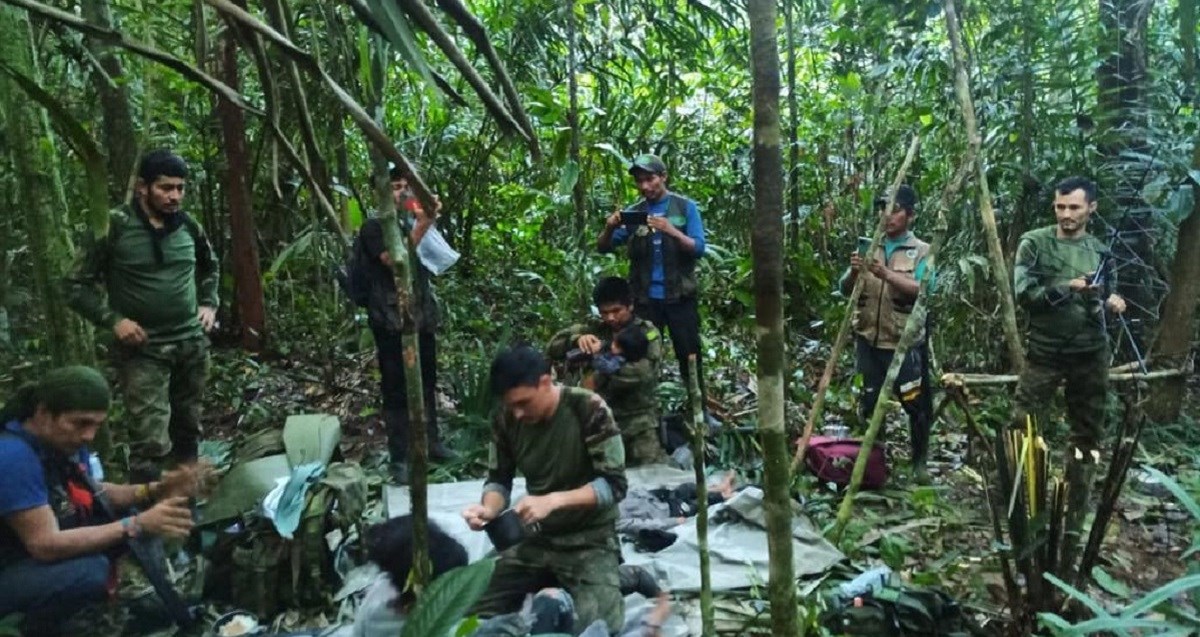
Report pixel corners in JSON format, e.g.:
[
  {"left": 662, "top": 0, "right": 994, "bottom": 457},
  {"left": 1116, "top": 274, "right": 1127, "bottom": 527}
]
[
  {"left": 617, "top": 472, "right": 737, "bottom": 551},
  {"left": 353, "top": 515, "right": 670, "bottom": 637}
]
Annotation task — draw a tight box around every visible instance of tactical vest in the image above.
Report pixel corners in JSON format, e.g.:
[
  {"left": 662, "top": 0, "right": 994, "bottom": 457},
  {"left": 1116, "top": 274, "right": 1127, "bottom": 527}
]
[
  {"left": 628, "top": 194, "right": 698, "bottom": 303},
  {"left": 853, "top": 235, "right": 930, "bottom": 349},
  {"left": 0, "top": 427, "right": 99, "bottom": 570}
]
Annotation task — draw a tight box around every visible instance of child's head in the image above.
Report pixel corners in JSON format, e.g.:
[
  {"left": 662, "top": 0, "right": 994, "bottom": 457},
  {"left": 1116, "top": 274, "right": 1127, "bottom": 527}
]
[{"left": 612, "top": 327, "right": 649, "bottom": 363}]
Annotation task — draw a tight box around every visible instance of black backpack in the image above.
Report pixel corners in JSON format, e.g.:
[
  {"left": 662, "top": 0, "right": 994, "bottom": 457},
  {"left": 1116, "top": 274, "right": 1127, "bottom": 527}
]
[
  {"left": 334, "top": 230, "right": 372, "bottom": 308},
  {"left": 820, "top": 580, "right": 972, "bottom": 636}
]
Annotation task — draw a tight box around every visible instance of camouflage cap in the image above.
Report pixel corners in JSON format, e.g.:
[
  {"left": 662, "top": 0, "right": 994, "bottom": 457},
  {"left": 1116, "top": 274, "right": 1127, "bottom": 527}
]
[{"left": 628, "top": 153, "right": 667, "bottom": 176}]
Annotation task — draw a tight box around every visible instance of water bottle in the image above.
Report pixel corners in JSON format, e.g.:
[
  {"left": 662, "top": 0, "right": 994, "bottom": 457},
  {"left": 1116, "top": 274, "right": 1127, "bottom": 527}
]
[{"left": 88, "top": 452, "right": 105, "bottom": 481}]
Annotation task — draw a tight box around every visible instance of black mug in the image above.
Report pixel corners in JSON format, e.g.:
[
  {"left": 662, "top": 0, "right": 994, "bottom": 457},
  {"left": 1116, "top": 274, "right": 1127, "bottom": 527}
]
[{"left": 484, "top": 508, "right": 527, "bottom": 552}]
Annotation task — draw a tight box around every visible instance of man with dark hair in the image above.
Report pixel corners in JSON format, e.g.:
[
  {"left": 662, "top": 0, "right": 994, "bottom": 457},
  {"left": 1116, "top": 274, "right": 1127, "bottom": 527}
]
[
  {"left": 0, "top": 366, "right": 207, "bottom": 635},
  {"left": 1012, "top": 176, "right": 1125, "bottom": 578},
  {"left": 66, "top": 149, "right": 218, "bottom": 479},
  {"left": 838, "top": 185, "right": 935, "bottom": 483},
  {"left": 359, "top": 166, "right": 457, "bottom": 484},
  {"left": 597, "top": 155, "right": 710, "bottom": 420},
  {"left": 463, "top": 345, "right": 627, "bottom": 633},
  {"left": 548, "top": 277, "right": 666, "bottom": 465}
]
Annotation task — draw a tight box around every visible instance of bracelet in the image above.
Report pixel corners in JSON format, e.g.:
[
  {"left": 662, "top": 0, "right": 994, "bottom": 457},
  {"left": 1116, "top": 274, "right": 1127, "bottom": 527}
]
[
  {"left": 120, "top": 515, "right": 142, "bottom": 539},
  {"left": 135, "top": 483, "right": 152, "bottom": 504}
]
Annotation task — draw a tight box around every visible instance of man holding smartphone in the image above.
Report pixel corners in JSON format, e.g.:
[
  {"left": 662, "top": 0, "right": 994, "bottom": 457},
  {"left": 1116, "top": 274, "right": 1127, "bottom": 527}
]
[
  {"left": 597, "top": 154, "right": 710, "bottom": 421},
  {"left": 838, "top": 185, "right": 934, "bottom": 483}
]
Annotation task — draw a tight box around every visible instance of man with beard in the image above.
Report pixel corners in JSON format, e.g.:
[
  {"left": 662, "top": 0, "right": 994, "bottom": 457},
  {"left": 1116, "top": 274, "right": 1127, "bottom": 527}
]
[
  {"left": 66, "top": 150, "right": 218, "bottom": 479},
  {"left": 1012, "top": 176, "right": 1126, "bottom": 578}
]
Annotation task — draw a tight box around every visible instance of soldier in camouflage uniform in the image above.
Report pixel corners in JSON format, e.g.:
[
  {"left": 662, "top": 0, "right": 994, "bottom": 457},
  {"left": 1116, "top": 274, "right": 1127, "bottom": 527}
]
[
  {"left": 65, "top": 150, "right": 218, "bottom": 479},
  {"left": 1012, "top": 176, "right": 1127, "bottom": 579},
  {"left": 547, "top": 277, "right": 667, "bottom": 466},
  {"left": 463, "top": 345, "right": 627, "bottom": 633}
]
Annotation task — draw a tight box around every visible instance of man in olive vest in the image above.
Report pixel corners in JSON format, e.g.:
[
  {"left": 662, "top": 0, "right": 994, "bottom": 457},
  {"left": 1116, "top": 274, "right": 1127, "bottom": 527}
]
[
  {"left": 597, "top": 154, "right": 710, "bottom": 421},
  {"left": 839, "top": 185, "right": 934, "bottom": 483}
]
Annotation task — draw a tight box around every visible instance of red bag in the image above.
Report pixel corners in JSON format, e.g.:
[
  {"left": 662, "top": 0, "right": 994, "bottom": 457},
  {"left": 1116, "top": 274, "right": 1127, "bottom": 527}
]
[{"left": 805, "top": 436, "right": 887, "bottom": 489}]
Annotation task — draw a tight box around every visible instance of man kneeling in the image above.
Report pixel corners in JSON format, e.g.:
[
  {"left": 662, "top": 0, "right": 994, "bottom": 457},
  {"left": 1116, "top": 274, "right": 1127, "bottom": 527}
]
[
  {"left": 0, "top": 366, "right": 204, "bottom": 634},
  {"left": 463, "top": 345, "right": 628, "bottom": 633}
]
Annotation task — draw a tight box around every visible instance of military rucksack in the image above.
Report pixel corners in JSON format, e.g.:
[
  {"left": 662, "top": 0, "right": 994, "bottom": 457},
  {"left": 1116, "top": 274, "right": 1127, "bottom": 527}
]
[
  {"left": 820, "top": 580, "right": 971, "bottom": 636},
  {"left": 208, "top": 462, "right": 368, "bottom": 618}
]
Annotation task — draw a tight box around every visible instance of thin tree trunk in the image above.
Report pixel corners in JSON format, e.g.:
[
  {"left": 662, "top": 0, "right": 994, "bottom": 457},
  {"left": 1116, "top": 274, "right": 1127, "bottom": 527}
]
[
  {"left": 567, "top": 0, "right": 585, "bottom": 243},
  {"left": 1, "top": 6, "right": 93, "bottom": 367},
  {"left": 219, "top": 4, "right": 266, "bottom": 352},
  {"left": 1183, "top": 0, "right": 1197, "bottom": 105},
  {"left": 687, "top": 356, "right": 713, "bottom": 635},
  {"left": 784, "top": 0, "right": 800, "bottom": 253},
  {"left": 748, "top": 2, "right": 798, "bottom": 634},
  {"left": 81, "top": 0, "right": 137, "bottom": 204},
  {"left": 943, "top": 0, "right": 1026, "bottom": 372}
]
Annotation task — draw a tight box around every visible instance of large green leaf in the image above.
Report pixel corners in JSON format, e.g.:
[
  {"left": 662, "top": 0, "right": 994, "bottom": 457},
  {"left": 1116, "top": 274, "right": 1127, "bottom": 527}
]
[
  {"left": 401, "top": 559, "right": 497, "bottom": 637},
  {"left": 1142, "top": 466, "right": 1200, "bottom": 521},
  {"left": 364, "top": 0, "right": 438, "bottom": 95}
]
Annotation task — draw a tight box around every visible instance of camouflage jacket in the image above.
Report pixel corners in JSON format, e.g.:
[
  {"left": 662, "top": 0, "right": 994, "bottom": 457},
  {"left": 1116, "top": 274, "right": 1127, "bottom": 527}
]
[{"left": 546, "top": 317, "right": 661, "bottom": 420}]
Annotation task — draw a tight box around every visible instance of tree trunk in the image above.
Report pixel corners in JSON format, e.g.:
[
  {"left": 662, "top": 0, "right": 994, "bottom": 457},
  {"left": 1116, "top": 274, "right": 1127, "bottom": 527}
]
[
  {"left": 82, "top": 0, "right": 138, "bottom": 204},
  {"left": 748, "top": 2, "right": 799, "bottom": 635},
  {"left": 567, "top": 0, "right": 585, "bottom": 245},
  {"left": 943, "top": 0, "right": 1027, "bottom": 372},
  {"left": 784, "top": 0, "right": 800, "bottom": 252},
  {"left": 687, "top": 356, "right": 713, "bottom": 635},
  {"left": 1146, "top": 96, "right": 1200, "bottom": 420},
  {"left": 1, "top": 6, "right": 93, "bottom": 367},
  {"left": 218, "top": 6, "right": 266, "bottom": 352}
]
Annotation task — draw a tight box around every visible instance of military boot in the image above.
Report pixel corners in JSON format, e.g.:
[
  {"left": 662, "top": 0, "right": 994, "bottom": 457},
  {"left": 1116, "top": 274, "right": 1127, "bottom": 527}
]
[
  {"left": 909, "top": 413, "right": 932, "bottom": 485},
  {"left": 427, "top": 418, "right": 458, "bottom": 462}
]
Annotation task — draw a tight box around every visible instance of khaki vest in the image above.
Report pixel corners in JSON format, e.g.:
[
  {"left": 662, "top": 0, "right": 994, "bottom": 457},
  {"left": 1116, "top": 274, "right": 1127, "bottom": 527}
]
[{"left": 853, "top": 235, "right": 930, "bottom": 349}]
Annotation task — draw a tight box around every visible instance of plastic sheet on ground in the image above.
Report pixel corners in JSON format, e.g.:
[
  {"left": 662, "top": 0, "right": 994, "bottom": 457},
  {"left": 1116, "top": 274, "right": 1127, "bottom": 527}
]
[{"left": 385, "top": 465, "right": 845, "bottom": 635}]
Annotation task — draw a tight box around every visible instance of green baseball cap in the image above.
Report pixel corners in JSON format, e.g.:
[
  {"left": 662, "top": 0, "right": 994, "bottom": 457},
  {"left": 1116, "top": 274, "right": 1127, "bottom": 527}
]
[{"left": 628, "top": 153, "right": 667, "bottom": 175}]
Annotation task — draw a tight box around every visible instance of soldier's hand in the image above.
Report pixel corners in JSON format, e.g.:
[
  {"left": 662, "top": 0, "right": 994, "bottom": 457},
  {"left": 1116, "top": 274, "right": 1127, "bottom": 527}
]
[
  {"left": 463, "top": 504, "right": 496, "bottom": 531},
  {"left": 138, "top": 497, "right": 194, "bottom": 539},
  {"left": 1106, "top": 294, "right": 1127, "bottom": 314},
  {"left": 1068, "top": 276, "right": 1092, "bottom": 292},
  {"left": 198, "top": 306, "right": 217, "bottom": 332},
  {"left": 514, "top": 494, "right": 559, "bottom": 525},
  {"left": 605, "top": 210, "right": 622, "bottom": 229},
  {"left": 114, "top": 318, "right": 147, "bottom": 346},
  {"left": 577, "top": 334, "right": 603, "bottom": 355},
  {"left": 849, "top": 253, "right": 863, "bottom": 269}
]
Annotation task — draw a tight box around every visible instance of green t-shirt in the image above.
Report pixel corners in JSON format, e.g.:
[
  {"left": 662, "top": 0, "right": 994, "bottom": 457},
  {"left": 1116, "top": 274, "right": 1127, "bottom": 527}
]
[
  {"left": 66, "top": 206, "right": 219, "bottom": 344},
  {"left": 1013, "top": 226, "right": 1110, "bottom": 357},
  {"left": 484, "top": 386, "right": 627, "bottom": 538}
]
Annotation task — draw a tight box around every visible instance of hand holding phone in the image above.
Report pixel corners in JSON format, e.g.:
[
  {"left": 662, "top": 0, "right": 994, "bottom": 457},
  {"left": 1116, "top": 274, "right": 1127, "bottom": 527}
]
[{"left": 857, "top": 236, "right": 872, "bottom": 257}]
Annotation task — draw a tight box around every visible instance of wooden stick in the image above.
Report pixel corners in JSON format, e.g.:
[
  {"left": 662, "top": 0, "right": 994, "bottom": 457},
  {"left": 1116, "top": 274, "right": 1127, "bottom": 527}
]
[
  {"left": 941, "top": 368, "right": 1186, "bottom": 387},
  {"left": 688, "top": 355, "right": 714, "bottom": 636}
]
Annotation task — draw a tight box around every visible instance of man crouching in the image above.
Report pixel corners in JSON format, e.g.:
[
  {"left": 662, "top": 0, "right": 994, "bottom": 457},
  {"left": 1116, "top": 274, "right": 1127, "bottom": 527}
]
[{"left": 463, "top": 345, "right": 627, "bottom": 633}]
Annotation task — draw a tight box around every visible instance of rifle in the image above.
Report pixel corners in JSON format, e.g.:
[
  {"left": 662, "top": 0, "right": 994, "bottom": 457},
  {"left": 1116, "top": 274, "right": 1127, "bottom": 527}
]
[
  {"left": 1092, "top": 247, "right": 1148, "bottom": 375},
  {"left": 85, "top": 474, "right": 197, "bottom": 629}
]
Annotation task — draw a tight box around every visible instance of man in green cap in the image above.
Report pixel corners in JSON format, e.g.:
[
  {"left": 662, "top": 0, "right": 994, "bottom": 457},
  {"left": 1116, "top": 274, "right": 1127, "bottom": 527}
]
[
  {"left": 0, "top": 366, "right": 208, "bottom": 635},
  {"left": 597, "top": 153, "right": 712, "bottom": 426},
  {"left": 66, "top": 149, "right": 219, "bottom": 479},
  {"left": 548, "top": 276, "right": 668, "bottom": 465}
]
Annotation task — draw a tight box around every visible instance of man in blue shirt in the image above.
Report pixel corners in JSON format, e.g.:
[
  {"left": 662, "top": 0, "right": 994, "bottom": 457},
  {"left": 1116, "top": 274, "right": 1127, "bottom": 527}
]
[
  {"left": 598, "top": 154, "right": 710, "bottom": 417},
  {"left": 838, "top": 185, "right": 935, "bottom": 483}
]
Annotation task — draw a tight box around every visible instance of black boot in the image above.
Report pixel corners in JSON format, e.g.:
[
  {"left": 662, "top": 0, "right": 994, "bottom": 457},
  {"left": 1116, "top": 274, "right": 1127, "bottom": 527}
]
[
  {"left": 909, "top": 413, "right": 931, "bottom": 485},
  {"left": 428, "top": 418, "right": 458, "bottom": 462},
  {"left": 384, "top": 409, "right": 410, "bottom": 485}
]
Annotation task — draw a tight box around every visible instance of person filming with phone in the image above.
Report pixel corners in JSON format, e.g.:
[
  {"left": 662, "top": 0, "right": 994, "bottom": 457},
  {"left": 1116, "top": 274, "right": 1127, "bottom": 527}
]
[
  {"left": 838, "top": 185, "right": 935, "bottom": 483},
  {"left": 597, "top": 154, "right": 713, "bottom": 428}
]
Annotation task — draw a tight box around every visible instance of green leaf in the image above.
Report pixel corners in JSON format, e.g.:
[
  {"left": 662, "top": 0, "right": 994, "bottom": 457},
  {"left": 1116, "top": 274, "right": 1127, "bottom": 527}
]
[
  {"left": 268, "top": 229, "right": 315, "bottom": 277},
  {"left": 593, "top": 142, "right": 631, "bottom": 169},
  {"left": 1141, "top": 466, "right": 1200, "bottom": 521},
  {"left": 401, "top": 559, "right": 497, "bottom": 637},
  {"left": 557, "top": 161, "right": 580, "bottom": 198},
  {"left": 365, "top": 0, "right": 438, "bottom": 95},
  {"left": 1091, "top": 566, "right": 1132, "bottom": 599}
]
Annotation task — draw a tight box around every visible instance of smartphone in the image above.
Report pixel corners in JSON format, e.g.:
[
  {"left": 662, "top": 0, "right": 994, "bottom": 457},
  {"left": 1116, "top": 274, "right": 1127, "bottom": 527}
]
[
  {"left": 857, "top": 236, "right": 872, "bottom": 257},
  {"left": 620, "top": 211, "right": 649, "bottom": 226}
]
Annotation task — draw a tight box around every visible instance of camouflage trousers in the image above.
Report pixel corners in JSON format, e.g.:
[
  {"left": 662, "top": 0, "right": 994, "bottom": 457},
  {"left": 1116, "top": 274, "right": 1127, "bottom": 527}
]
[
  {"left": 471, "top": 526, "right": 623, "bottom": 633},
  {"left": 617, "top": 413, "right": 668, "bottom": 467},
  {"left": 1013, "top": 348, "right": 1110, "bottom": 454},
  {"left": 115, "top": 336, "right": 209, "bottom": 475}
]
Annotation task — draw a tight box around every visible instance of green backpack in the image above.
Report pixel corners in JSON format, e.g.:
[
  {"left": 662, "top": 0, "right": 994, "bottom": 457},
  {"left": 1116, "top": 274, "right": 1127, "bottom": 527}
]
[
  {"left": 211, "top": 462, "right": 368, "bottom": 618},
  {"left": 820, "top": 581, "right": 971, "bottom": 637}
]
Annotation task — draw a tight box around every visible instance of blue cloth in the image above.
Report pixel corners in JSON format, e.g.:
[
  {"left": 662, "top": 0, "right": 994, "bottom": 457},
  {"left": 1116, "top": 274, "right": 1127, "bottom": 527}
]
[
  {"left": 610, "top": 193, "right": 707, "bottom": 300},
  {"left": 0, "top": 420, "right": 92, "bottom": 519},
  {"left": 0, "top": 554, "right": 110, "bottom": 621},
  {"left": 270, "top": 461, "right": 326, "bottom": 539}
]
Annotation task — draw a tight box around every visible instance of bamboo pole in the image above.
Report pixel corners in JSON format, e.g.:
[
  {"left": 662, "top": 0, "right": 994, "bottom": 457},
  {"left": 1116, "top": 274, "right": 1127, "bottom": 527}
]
[
  {"left": 688, "top": 355, "right": 714, "bottom": 636},
  {"left": 941, "top": 368, "right": 1186, "bottom": 387},
  {"left": 791, "top": 135, "right": 920, "bottom": 476},
  {"left": 943, "top": 0, "right": 1026, "bottom": 373}
]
